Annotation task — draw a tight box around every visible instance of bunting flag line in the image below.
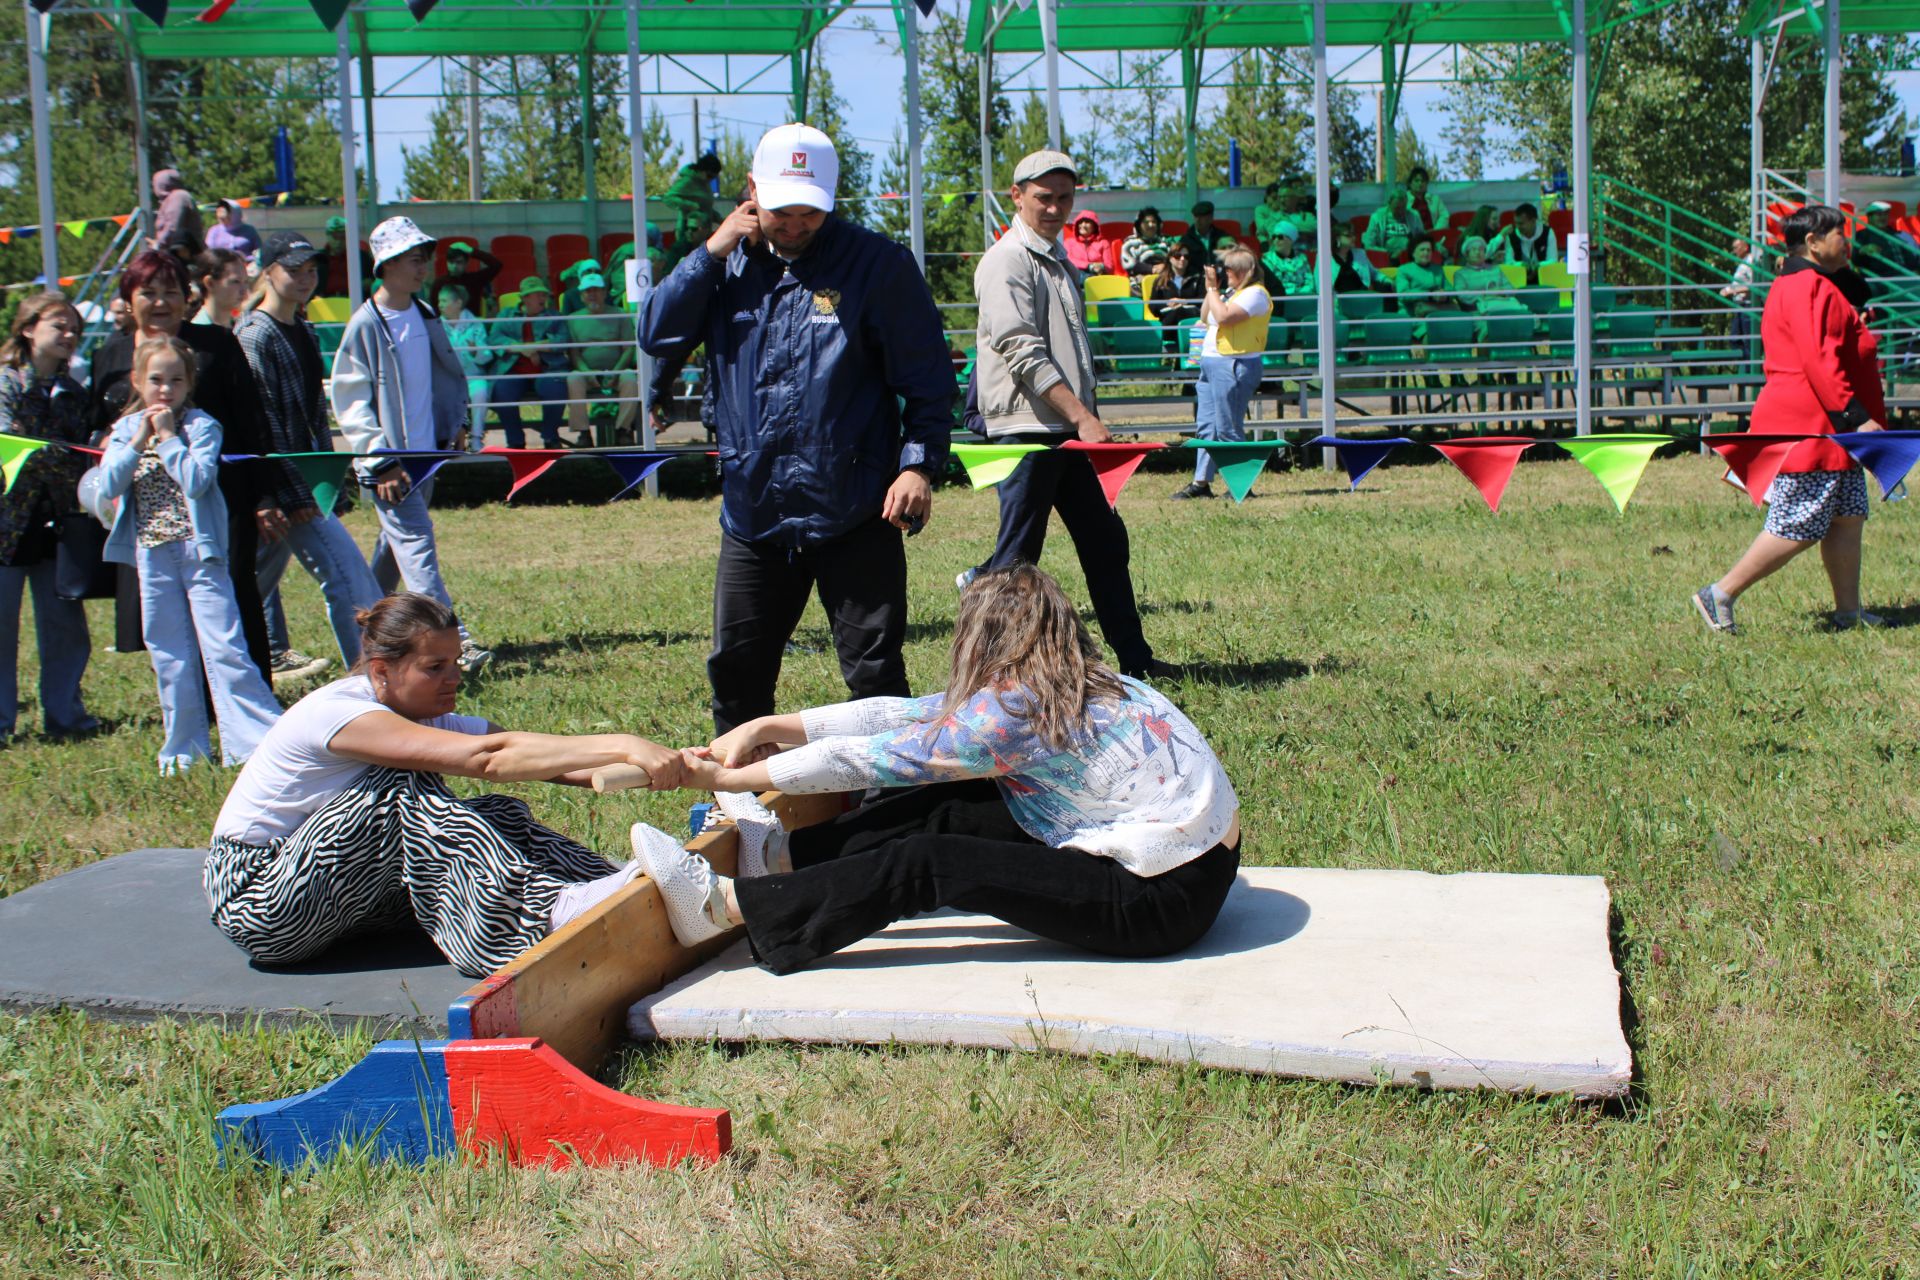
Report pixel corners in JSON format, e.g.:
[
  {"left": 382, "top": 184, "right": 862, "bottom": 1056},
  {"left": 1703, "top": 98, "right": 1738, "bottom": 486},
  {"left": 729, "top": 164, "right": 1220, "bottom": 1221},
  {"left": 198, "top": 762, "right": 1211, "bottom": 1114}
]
[
  {"left": 1703, "top": 433, "right": 1808, "bottom": 508},
  {"left": 405, "top": 0, "right": 442, "bottom": 18},
  {"left": 483, "top": 446, "right": 568, "bottom": 501},
  {"left": 1553, "top": 434, "right": 1669, "bottom": 514},
  {"left": 1308, "top": 435, "right": 1414, "bottom": 491},
  {"left": 1430, "top": 437, "right": 1539, "bottom": 514},
  {"left": 129, "top": 0, "right": 168, "bottom": 24},
  {"left": 1178, "top": 440, "right": 1282, "bottom": 503},
  {"left": 603, "top": 453, "right": 675, "bottom": 501},
  {"left": 951, "top": 442, "right": 1046, "bottom": 490},
  {"left": 1832, "top": 430, "right": 1920, "bottom": 499},
  {"left": 198, "top": 0, "right": 239, "bottom": 22},
  {"left": 0, "top": 230, "right": 12, "bottom": 247},
  {"left": 0, "top": 436, "right": 50, "bottom": 497},
  {"left": 374, "top": 448, "right": 462, "bottom": 490},
  {"left": 62, "top": 221, "right": 89, "bottom": 241},
  {"left": 1062, "top": 441, "right": 1163, "bottom": 507}
]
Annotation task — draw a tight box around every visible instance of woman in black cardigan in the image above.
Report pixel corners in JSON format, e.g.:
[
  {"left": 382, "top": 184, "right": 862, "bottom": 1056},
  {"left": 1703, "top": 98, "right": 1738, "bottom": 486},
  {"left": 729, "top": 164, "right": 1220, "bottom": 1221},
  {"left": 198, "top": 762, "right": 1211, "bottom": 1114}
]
[{"left": 89, "top": 250, "right": 302, "bottom": 681}]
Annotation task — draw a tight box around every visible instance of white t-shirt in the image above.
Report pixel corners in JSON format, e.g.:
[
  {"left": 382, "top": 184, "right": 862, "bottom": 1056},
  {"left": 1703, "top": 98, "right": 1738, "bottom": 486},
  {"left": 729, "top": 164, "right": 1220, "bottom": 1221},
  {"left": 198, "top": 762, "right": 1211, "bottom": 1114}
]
[
  {"left": 377, "top": 302, "right": 438, "bottom": 452},
  {"left": 1200, "top": 285, "right": 1272, "bottom": 359},
  {"left": 212, "top": 675, "right": 490, "bottom": 846}
]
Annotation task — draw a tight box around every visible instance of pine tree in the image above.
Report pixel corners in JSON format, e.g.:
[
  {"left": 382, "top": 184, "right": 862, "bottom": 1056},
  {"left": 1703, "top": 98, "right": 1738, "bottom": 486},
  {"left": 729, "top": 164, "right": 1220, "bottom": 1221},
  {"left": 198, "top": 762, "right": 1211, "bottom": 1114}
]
[{"left": 1195, "top": 52, "right": 1376, "bottom": 189}]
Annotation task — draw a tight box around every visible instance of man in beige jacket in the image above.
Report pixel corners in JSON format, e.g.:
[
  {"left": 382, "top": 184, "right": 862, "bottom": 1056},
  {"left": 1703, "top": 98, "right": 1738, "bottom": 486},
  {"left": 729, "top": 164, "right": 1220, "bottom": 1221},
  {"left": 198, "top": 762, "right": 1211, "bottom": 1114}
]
[{"left": 961, "top": 149, "right": 1169, "bottom": 681}]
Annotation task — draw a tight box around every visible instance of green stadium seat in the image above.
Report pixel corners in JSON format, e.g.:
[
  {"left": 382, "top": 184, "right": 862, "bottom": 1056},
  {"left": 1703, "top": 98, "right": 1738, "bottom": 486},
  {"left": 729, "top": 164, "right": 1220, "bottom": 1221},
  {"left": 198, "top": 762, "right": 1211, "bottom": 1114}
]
[
  {"left": 1479, "top": 313, "right": 1540, "bottom": 362},
  {"left": 1358, "top": 316, "right": 1419, "bottom": 366},
  {"left": 1336, "top": 291, "right": 1385, "bottom": 322},
  {"left": 1604, "top": 306, "right": 1660, "bottom": 357},
  {"left": 1423, "top": 314, "right": 1478, "bottom": 362}
]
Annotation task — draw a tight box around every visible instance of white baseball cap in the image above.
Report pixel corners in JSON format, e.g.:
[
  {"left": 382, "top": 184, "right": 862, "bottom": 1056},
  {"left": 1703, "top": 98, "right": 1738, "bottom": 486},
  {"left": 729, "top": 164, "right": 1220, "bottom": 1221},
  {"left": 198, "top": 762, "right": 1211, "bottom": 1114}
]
[{"left": 751, "top": 124, "right": 839, "bottom": 213}]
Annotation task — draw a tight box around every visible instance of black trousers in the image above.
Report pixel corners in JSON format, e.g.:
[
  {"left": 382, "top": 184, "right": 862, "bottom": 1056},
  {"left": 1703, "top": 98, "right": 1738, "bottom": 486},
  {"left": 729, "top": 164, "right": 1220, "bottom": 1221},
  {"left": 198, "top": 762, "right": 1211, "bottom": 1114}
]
[
  {"left": 734, "top": 778, "right": 1241, "bottom": 975},
  {"left": 708, "top": 515, "right": 909, "bottom": 733},
  {"left": 975, "top": 443, "right": 1153, "bottom": 672}
]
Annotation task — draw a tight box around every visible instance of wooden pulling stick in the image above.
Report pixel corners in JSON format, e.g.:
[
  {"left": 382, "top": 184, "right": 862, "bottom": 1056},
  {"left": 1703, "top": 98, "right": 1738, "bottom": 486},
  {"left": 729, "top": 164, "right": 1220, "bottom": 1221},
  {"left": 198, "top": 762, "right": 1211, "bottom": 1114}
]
[{"left": 590, "top": 764, "right": 652, "bottom": 793}]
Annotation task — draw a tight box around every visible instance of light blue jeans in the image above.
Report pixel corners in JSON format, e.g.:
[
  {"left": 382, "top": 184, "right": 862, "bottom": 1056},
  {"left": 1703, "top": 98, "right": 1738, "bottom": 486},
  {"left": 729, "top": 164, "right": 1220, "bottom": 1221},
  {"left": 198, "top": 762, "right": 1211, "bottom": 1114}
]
[
  {"left": 369, "top": 476, "right": 470, "bottom": 642},
  {"left": 0, "top": 559, "right": 92, "bottom": 739},
  {"left": 137, "top": 539, "right": 282, "bottom": 771},
  {"left": 255, "top": 513, "right": 382, "bottom": 665},
  {"left": 1192, "top": 355, "right": 1263, "bottom": 483}
]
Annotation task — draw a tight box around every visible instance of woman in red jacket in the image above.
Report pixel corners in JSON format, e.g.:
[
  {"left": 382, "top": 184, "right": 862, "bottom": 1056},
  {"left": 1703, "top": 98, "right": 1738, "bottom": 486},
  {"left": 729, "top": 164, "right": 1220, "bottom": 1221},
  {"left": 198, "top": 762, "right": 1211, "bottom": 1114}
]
[{"left": 1694, "top": 205, "right": 1886, "bottom": 634}]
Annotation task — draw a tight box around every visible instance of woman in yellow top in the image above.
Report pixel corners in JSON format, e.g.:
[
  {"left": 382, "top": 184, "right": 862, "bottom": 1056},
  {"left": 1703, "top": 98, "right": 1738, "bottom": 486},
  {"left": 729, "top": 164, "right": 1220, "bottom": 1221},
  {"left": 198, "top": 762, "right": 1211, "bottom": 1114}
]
[{"left": 1173, "top": 247, "right": 1271, "bottom": 501}]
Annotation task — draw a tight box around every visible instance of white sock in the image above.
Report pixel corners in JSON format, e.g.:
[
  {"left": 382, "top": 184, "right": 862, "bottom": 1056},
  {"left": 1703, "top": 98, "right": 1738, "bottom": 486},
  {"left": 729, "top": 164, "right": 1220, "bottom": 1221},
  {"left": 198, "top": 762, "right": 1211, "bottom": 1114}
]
[{"left": 548, "top": 861, "right": 643, "bottom": 932}]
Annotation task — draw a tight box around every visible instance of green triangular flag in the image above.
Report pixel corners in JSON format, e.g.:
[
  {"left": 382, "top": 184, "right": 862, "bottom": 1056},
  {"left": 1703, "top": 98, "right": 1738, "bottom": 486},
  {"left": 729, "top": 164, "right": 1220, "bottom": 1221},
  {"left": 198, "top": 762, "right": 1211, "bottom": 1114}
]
[
  {"left": 307, "top": 0, "right": 352, "bottom": 29},
  {"left": 63, "top": 219, "right": 90, "bottom": 240},
  {"left": 953, "top": 443, "right": 1046, "bottom": 489},
  {"left": 1556, "top": 434, "right": 1670, "bottom": 514},
  {"left": 1179, "top": 438, "right": 1281, "bottom": 502},
  {"left": 287, "top": 452, "right": 354, "bottom": 515},
  {"left": 0, "top": 434, "right": 49, "bottom": 496}
]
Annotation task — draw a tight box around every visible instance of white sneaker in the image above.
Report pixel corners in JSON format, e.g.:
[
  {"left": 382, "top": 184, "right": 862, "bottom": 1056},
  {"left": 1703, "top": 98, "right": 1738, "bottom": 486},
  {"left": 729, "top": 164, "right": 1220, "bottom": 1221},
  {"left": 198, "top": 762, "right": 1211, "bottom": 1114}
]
[
  {"left": 714, "top": 790, "right": 783, "bottom": 878},
  {"left": 630, "top": 823, "right": 730, "bottom": 946},
  {"left": 548, "top": 861, "right": 644, "bottom": 932}
]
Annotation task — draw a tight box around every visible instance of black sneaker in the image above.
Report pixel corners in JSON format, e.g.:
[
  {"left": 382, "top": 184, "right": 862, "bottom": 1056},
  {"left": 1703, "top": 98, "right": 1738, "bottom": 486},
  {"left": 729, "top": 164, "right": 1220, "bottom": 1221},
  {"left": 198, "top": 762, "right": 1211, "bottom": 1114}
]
[{"left": 1170, "top": 481, "right": 1214, "bottom": 501}]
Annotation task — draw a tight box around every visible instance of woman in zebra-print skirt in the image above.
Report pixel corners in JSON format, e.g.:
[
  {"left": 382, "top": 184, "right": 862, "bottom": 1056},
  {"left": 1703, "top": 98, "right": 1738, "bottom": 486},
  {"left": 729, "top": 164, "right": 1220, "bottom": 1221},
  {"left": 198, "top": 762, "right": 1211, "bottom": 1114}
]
[{"left": 205, "top": 592, "right": 688, "bottom": 977}]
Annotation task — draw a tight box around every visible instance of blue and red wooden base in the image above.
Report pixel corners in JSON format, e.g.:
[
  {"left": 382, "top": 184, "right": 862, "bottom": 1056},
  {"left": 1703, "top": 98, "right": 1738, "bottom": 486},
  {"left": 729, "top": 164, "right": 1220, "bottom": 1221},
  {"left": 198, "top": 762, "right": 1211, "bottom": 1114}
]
[
  {"left": 215, "top": 792, "right": 843, "bottom": 1171},
  {"left": 217, "top": 1038, "right": 729, "bottom": 1169}
]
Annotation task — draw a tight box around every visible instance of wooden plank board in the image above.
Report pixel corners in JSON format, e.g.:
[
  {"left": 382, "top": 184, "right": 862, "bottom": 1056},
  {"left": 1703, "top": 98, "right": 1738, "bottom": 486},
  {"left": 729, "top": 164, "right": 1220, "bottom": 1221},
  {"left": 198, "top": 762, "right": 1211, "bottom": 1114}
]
[{"left": 447, "top": 791, "right": 844, "bottom": 1071}]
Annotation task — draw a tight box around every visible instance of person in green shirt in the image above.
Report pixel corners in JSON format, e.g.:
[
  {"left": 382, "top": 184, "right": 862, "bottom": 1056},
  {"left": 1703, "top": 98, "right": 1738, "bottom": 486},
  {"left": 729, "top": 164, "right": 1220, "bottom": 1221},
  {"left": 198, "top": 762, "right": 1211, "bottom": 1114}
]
[
  {"left": 1856, "top": 202, "right": 1920, "bottom": 279},
  {"left": 661, "top": 154, "right": 723, "bottom": 247},
  {"left": 564, "top": 273, "right": 637, "bottom": 443},
  {"left": 1394, "top": 239, "right": 1458, "bottom": 321},
  {"left": 1260, "top": 222, "right": 1315, "bottom": 296},
  {"left": 1252, "top": 183, "right": 1289, "bottom": 245},
  {"left": 1365, "top": 192, "right": 1418, "bottom": 262},
  {"left": 1450, "top": 237, "right": 1524, "bottom": 316}
]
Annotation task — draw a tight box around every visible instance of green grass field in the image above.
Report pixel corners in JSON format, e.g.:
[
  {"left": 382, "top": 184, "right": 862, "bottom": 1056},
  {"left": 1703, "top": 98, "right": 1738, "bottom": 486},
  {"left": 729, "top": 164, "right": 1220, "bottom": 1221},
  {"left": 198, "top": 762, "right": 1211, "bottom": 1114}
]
[{"left": 2, "top": 451, "right": 1916, "bottom": 1277}]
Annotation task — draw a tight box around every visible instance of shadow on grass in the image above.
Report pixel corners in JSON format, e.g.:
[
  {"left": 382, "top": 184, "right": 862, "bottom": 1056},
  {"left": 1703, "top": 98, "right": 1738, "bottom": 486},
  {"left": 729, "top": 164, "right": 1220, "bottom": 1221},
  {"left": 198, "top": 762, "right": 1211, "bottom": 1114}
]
[
  {"left": 1604, "top": 903, "right": 1648, "bottom": 1119},
  {"left": 488, "top": 629, "right": 709, "bottom": 670},
  {"left": 1174, "top": 655, "right": 1346, "bottom": 687},
  {"left": 1809, "top": 600, "right": 1920, "bottom": 630}
]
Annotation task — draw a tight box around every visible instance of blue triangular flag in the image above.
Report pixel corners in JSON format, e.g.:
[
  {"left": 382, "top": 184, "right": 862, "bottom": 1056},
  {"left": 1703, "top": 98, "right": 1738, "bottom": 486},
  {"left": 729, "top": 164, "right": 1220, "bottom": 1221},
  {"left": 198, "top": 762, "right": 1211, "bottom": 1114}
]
[
  {"left": 1308, "top": 435, "right": 1414, "bottom": 490},
  {"left": 1833, "top": 430, "right": 1920, "bottom": 499},
  {"left": 913, "top": 0, "right": 936, "bottom": 13},
  {"left": 129, "top": 0, "right": 167, "bottom": 22},
  {"left": 405, "top": 0, "right": 439, "bottom": 18},
  {"left": 603, "top": 453, "right": 673, "bottom": 501},
  {"left": 369, "top": 448, "right": 461, "bottom": 489}
]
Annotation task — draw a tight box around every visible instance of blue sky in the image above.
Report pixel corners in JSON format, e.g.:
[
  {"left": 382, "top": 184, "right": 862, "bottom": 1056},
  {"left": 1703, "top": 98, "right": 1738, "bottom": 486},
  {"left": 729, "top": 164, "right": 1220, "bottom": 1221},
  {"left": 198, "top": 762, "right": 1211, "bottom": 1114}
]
[{"left": 362, "top": 16, "right": 1920, "bottom": 200}]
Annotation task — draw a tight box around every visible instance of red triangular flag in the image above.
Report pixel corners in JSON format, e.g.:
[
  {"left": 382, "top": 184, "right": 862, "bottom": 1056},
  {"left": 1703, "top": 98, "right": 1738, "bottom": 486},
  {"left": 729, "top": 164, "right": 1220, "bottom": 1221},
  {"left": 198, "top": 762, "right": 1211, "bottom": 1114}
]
[
  {"left": 1061, "top": 441, "right": 1161, "bottom": 507},
  {"left": 0, "top": 230, "right": 12, "bottom": 246},
  {"left": 111, "top": 213, "right": 132, "bottom": 228},
  {"left": 198, "top": 0, "right": 238, "bottom": 21},
  {"left": 1430, "top": 436, "right": 1537, "bottom": 514},
  {"left": 483, "top": 446, "right": 567, "bottom": 501},
  {"left": 1705, "top": 434, "right": 1808, "bottom": 508}
]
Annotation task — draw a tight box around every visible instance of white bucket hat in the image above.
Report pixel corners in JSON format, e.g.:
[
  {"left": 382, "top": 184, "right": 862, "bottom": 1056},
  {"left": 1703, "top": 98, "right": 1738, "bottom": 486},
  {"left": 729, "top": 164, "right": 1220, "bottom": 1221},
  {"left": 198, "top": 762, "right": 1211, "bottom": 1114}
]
[
  {"left": 369, "top": 216, "right": 437, "bottom": 270},
  {"left": 750, "top": 124, "right": 838, "bottom": 213}
]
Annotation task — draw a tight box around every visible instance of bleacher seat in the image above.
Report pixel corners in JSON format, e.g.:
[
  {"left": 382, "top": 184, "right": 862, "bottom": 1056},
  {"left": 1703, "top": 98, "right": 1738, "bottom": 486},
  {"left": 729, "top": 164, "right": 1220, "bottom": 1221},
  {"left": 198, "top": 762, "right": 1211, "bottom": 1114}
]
[
  {"left": 1548, "top": 208, "right": 1574, "bottom": 242},
  {"left": 1162, "top": 220, "right": 1189, "bottom": 236},
  {"left": 306, "top": 295, "right": 351, "bottom": 359},
  {"left": 1084, "top": 274, "right": 1132, "bottom": 322},
  {"left": 1537, "top": 261, "right": 1575, "bottom": 306},
  {"left": 545, "top": 234, "right": 591, "bottom": 289},
  {"left": 1358, "top": 316, "right": 1419, "bottom": 366},
  {"left": 1544, "top": 312, "right": 1577, "bottom": 359},
  {"left": 1365, "top": 249, "right": 1392, "bottom": 269},
  {"left": 1603, "top": 305, "right": 1660, "bottom": 358},
  {"left": 1449, "top": 211, "right": 1478, "bottom": 231},
  {"left": 1336, "top": 291, "right": 1385, "bottom": 322},
  {"left": 1423, "top": 314, "right": 1478, "bottom": 362},
  {"left": 599, "top": 232, "right": 635, "bottom": 265},
  {"left": 1498, "top": 263, "right": 1528, "bottom": 288},
  {"left": 1479, "top": 312, "right": 1539, "bottom": 362},
  {"left": 1214, "top": 219, "right": 1242, "bottom": 237},
  {"left": 490, "top": 236, "right": 538, "bottom": 294}
]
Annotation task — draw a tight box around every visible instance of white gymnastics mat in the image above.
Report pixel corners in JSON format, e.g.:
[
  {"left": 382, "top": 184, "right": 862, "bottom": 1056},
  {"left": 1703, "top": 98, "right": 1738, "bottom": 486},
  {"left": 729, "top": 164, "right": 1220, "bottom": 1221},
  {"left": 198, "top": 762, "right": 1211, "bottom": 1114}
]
[{"left": 628, "top": 868, "right": 1632, "bottom": 1097}]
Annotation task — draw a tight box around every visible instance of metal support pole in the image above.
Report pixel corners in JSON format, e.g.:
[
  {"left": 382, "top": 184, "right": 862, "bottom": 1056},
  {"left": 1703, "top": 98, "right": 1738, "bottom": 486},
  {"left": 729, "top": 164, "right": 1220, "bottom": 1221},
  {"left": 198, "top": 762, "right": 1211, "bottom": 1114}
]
[
  {"left": 625, "top": 0, "right": 658, "bottom": 494},
  {"left": 1180, "top": 43, "right": 1201, "bottom": 210},
  {"left": 1039, "top": 0, "right": 1062, "bottom": 149},
  {"left": 1312, "top": 0, "right": 1338, "bottom": 468},
  {"left": 25, "top": 0, "right": 59, "bottom": 289},
  {"left": 1824, "top": 0, "right": 1842, "bottom": 206},
  {"left": 1571, "top": 0, "right": 1593, "bottom": 436},
  {"left": 131, "top": 53, "right": 156, "bottom": 240},
  {"left": 356, "top": 18, "right": 378, "bottom": 228},
  {"left": 1381, "top": 42, "right": 1399, "bottom": 188},
  {"left": 791, "top": 50, "right": 809, "bottom": 120},
  {"left": 901, "top": 2, "right": 926, "bottom": 271},
  {"left": 337, "top": 24, "right": 364, "bottom": 304},
  {"left": 467, "top": 59, "right": 483, "bottom": 202},
  {"left": 579, "top": 52, "right": 601, "bottom": 250},
  {"left": 1749, "top": 37, "right": 1764, "bottom": 240},
  {"left": 980, "top": 36, "right": 996, "bottom": 247}
]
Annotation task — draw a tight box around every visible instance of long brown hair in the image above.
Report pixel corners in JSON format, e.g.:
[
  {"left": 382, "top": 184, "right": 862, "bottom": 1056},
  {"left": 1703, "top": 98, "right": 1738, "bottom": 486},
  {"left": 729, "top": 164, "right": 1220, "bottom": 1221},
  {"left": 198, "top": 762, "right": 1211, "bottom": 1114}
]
[
  {"left": 939, "top": 564, "right": 1125, "bottom": 750},
  {"left": 4, "top": 292, "right": 81, "bottom": 371}
]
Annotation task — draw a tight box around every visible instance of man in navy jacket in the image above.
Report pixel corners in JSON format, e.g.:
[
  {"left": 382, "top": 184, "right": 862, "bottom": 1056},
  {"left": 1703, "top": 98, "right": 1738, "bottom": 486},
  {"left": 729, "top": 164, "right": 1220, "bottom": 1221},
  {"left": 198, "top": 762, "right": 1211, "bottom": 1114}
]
[{"left": 640, "top": 125, "right": 954, "bottom": 731}]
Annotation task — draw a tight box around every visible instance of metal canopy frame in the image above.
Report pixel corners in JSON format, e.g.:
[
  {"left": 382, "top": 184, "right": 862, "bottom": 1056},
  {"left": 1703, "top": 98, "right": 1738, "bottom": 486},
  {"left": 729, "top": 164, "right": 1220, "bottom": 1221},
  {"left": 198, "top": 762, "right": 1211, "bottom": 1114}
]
[{"left": 969, "top": 0, "right": 1689, "bottom": 440}]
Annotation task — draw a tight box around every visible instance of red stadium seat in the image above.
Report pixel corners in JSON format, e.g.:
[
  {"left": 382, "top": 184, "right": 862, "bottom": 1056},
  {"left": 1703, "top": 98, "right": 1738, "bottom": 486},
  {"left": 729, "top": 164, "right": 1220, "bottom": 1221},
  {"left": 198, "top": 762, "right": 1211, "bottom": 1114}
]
[
  {"left": 599, "top": 232, "right": 635, "bottom": 264},
  {"left": 545, "top": 234, "right": 591, "bottom": 289},
  {"left": 1162, "top": 220, "right": 1189, "bottom": 236},
  {"left": 433, "top": 235, "right": 482, "bottom": 276},
  {"left": 1214, "top": 218, "right": 1242, "bottom": 237},
  {"left": 1099, "top": 223, "right": 1131, "bottom": 243},
  {"left": 1547, "top": 208, "right": 1573, "bottom": 241},
  {"left": 489, "top": 236, "right": 538, "bottom": 293},
  {"left": 1366, "top": 248, "right": 1392, "bottom": 268},
  {"left": 1449, "top": 210, "right": 1478, "bottom": 230}
]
